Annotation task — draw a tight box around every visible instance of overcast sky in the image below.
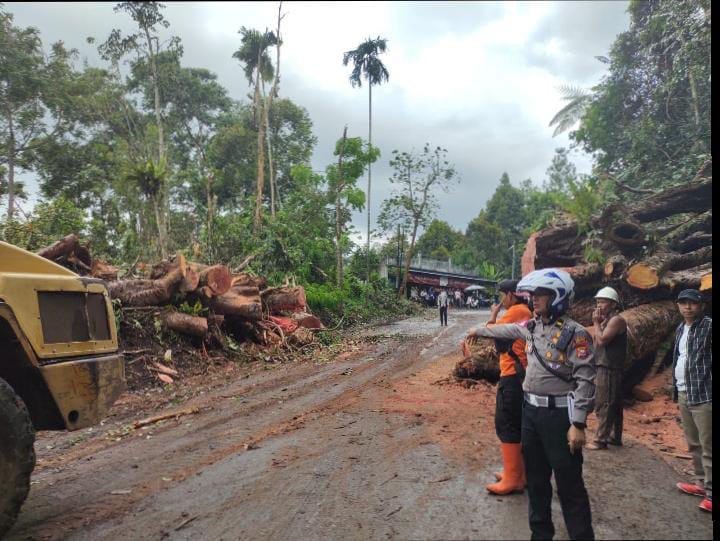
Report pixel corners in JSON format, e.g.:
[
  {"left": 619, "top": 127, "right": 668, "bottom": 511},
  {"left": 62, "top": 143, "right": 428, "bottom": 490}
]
[{"left": 8, "top": 1, "right": 630, "bottom": 245}]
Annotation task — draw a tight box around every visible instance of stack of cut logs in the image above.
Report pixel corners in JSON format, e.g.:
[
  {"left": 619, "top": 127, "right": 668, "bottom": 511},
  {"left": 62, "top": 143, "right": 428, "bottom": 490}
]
[
  {"left": 36, "top": 235, "right": 324, "bottom": 349},
  {"left": 457, "top": 162, "right": 712, "bottom": 397}
]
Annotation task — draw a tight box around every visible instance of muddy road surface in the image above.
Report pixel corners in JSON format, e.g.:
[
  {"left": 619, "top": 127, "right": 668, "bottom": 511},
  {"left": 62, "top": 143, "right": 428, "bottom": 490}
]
[{"left": 7, "top": 310, "right": 713, "bottom": 540}]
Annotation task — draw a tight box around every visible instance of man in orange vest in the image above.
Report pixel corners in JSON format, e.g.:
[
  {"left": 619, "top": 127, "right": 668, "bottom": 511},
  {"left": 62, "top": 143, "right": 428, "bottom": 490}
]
[{"left": 467, "top": 279, "right": 532, "bottom": 494}]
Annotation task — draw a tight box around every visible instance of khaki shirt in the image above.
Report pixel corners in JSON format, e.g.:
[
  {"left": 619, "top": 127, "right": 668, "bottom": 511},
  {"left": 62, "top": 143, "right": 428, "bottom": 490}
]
[{"left": 470, "top": 316, "right": 596, "bottom": 424}]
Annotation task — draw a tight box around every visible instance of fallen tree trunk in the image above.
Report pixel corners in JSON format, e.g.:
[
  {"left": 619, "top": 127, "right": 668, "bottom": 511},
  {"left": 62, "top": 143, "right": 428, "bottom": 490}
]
[
  {"left": 162, "top": 311, "right": 208, "bottom": 338},
  {"left": 91, "top": 260, "right": 119, "bottom": 282},
  {"left": 211, "top": 285, "right": 263, "bottom": 320},
  {"left": 37, "top": 233, "right": 80, "bottom": 262},
  {"left": 262, "top": 286, "right": 307, "bottom": 313},
  {"left": 628, "top": 177, "right": 712, "bottom": 223},
  {"left": 659, "top": 263, "right": 713, "bottom": 291},
  {"left": 107, "top": 266, "right": 186, "bottom": 306},
  {"left": 621, "top": 301, "right": 682, "bottom": 371},
  {"left": 626, "top": 246, "right": 712, "bottom": 290},
  {"left": 665, "top": 210, "right": 712, "bottom": 251}
]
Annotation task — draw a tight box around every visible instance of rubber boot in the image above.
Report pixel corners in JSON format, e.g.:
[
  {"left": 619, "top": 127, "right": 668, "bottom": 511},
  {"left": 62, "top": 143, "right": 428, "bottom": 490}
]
[
  {"left": 487, "top": 443, "right": 525, "bottom": 495},
  {"left": 493, "top": 467, "right": 526, "bottom": 484}
]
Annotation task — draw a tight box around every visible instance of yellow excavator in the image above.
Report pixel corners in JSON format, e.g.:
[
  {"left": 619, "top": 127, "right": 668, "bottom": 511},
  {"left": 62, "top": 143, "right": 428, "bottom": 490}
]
[{"left": 0, "top": 241, "right": 126, "bottom": 535}]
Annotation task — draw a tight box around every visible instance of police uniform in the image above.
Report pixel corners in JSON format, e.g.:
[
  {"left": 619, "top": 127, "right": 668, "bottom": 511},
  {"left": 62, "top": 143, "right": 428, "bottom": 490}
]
[{"left": 471, "top": 314, "right": 596, "bottom": 540}]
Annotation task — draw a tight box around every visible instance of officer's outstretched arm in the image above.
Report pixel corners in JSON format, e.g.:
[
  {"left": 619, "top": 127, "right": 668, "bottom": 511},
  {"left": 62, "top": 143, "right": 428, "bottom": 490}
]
[
  {"left": 467, "top": 323, "right": 528, "bottom": 342},
  {"left": 567, "top": 329, "right": 596, "bottom": 425}
]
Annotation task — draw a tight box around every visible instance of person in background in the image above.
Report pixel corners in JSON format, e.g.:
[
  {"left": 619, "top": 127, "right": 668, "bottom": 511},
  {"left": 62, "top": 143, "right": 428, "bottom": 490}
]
[
  {"left": 672, "top": 289, "right": 712, "bottom": 514},
  {"left": 454, "top": 288, "right": 462, "bottom": 308},
  {"left": 587, "top": 287, "right": 627, "bottom": 450},
  {"left": 437, "top": 288, "right": 449, "bottom": 326}
]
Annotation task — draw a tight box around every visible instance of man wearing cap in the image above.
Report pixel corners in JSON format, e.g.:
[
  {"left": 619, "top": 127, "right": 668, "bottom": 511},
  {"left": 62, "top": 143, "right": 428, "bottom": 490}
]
[
  {"left": 672, "top": 289, "right": 712, "bottom": 514},
  {"left": 587, "top": 287, "right": 627, "bottom": 450},
  {"left": 466, "top": 269, "right": 596, "bottom": 540},
  {"left": 476, "top": 279, "right": 533, "bottom": 495}
]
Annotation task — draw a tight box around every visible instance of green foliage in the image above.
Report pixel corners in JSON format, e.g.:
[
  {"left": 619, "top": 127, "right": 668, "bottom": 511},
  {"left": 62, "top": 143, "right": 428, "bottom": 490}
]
[
  {"left": 559, "top": 176, "right": 603, "bottom": 232},
  {"left": 305, "top": 278, "right": 418, "bottom": 328},
  {"left": 1, "top": 196, "right": 85, "bottom": 250},
  {"left": 571, "top": 0, "right": 711, "bottom": 191},
  {"left": 177, "top": 300, "right": 207, "bottom": 317}
]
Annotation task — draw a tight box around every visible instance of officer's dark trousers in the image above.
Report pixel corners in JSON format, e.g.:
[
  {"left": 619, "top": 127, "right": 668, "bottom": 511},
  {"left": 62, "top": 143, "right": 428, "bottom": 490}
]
[
  {"left": 522, "top": 403, "right": 594, "bottom": 541},
  {"left": 439, "top": 306, "right": 448, "bottom": 326}
]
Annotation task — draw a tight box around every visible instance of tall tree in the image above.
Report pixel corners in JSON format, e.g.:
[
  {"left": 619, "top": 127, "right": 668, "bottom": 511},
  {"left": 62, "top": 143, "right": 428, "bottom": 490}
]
[
  {"left": 0, "top": 10, "right": 45, "bottom": 221},
  {"left": 572, "top": 0, "right": 711, "bottom": 190},
  {"left": 101, "top": 1, "right": 179, "bottom": 258},
  {"left": 325, "top": 127, "right": 378, "bottom": 287},
  {"left": 233, "top": 26, "right": 277, "bottom": 234},
  {"left": 342, "top": 36, "right": 389, "bottom": 279},
  {"left": 378, "top": 144, "right": 457, "bottom": 296}
]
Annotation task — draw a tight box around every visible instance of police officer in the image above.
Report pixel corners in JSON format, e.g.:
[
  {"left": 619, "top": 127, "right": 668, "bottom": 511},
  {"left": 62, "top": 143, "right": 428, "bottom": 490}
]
[{"left": 466, "top": 269, "right": 596, "bottom": 540}]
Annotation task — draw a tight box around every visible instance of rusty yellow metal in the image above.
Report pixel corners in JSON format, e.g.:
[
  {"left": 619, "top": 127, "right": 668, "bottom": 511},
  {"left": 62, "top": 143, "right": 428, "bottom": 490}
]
[
  {"left": 0, "top": 241, "right": 118, "bottom": 360},
  {"left": 41, "top": 354, "right": 126, "bottom": 429},
  {"left": 1, "top": 241, "right": 126, "bottom": 430}
]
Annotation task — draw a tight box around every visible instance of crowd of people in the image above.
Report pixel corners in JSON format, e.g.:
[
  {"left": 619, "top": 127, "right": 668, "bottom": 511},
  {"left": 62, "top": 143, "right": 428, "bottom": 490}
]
[
  {"left": 460, "top": 269, "right": 712, "bottom": 539},
  {"left": 409, "top": 285, "right": 488, "bottom": 309}
]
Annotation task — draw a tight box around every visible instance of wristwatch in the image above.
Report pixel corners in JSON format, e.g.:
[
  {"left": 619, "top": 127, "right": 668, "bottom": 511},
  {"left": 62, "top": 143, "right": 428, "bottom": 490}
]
[{"left": 572, "top": 421, "right": 586, "bottom": 430}]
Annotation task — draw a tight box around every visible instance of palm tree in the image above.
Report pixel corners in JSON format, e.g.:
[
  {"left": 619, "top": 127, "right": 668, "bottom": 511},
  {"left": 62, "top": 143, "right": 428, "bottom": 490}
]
[
  {"left": 233, "top": 27, "right": 277, "bottom": 233},
  {"left": 342, "top": 37, "right": 389, "bottom": 279},
  {"left": 549, "top": 85, "right": 592, "bottom": 137}
]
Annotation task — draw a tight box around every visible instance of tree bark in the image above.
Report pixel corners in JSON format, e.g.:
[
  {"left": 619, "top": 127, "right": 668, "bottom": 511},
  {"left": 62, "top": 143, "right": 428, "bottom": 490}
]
[
  {"left": 604, "top": 255, "right": 629, "bottom": 280},
  {"left": 262, "top": 286, "right": 307, "bottom": 313},
  {"left": 366, "top": 82, "right": 373, "bottom": 282},
  {"left": 107, "top": 266, "right": 185, "bottom": 306},
  {"left": 659, "top": 263, "right": 713, "bottom": 291},
  {"left": 453, "top": 339, "right": 500, "bottom": 383},
  {"left": 335, "top": 127, "right": 348, "bottom": 288},
  {"left": 621, "top": 300, "right": 682, "bottom": 370},
  {"left": 211, "top": 285, "right": 263, "bottom": 320},
  {"left": 162, "top": 311, "right": 208, "bottom": 338},
  {"left": 37, "top": 234, "right": 81, "bottom": 261},
  {"left": 628, "top": 177, "right": 712, "bottom": 223}
]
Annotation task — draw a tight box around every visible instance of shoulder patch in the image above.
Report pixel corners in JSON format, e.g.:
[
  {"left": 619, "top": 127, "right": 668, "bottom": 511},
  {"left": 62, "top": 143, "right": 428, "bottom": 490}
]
[{"left": 576, "top": 345, "right": 591, "bottom": 359}]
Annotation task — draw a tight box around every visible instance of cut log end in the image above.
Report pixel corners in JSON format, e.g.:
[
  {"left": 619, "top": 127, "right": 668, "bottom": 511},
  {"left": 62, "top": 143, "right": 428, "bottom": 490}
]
[
  {"left": 626, "top": 264, "right": 660, "bottom": 290},
  {"left": 700, "top": 272, "right": 712, "bottom": 292}
]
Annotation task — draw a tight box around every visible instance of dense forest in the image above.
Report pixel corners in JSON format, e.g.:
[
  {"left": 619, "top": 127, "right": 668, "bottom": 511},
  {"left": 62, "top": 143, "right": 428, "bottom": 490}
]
[{"left": 0, "top": 0, "right": 711, "bottom": 311}]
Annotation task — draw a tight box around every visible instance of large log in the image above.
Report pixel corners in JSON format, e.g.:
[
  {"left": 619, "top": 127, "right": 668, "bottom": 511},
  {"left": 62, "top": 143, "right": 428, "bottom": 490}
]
[
  {"left": 665, "top": 210, "right": 712, "bottom": 251},
  {"left": 211, "top": 285, "right": 263, "bottom": 320},
  {"left": 162, "top": 312, "right": 208, "bottom": 338},
  {"left": 659, "top": 263, "right": 713, "bottom": 291},
  {"left": 604, "top": 255, "right": 629, "bottom": 280},
  {"left": 197, "top": 265, "right": 232, "bottom": 297},
  {"left": 628, "top": 177, "right": 712, "bottom": 223},
  {"left": 262, "top": 286, "right": 307, "bottom": 313},
  {"left": 231, "top": 273, "right": 267, "bottom": 289},
  {"left": 91, "top": 260, "right": 119, "bottom": 282},
  {"left": 567, "top": 297, "right": 596, "bottom": 327},
  {"left": 37, "top": 234, "right": 80, "bottom": 261},
  {"left": 700, "top": 272, "right": 712, "bottom": 292},
  {"left": 621, "top": 301, "right": 682, "bottom": 371},
  {"left": 107, "top": 266, "right": 185, "bottom": 306},
  {"left": 625, "top": 246, "right": 712, "bottom": 289},
  {"left": 532, "top": 221, "right": 583, "bottom": 269}
]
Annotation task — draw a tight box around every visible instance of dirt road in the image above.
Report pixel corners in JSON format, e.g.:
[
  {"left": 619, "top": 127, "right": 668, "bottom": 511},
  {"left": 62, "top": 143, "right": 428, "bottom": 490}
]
[{"left": 7, "top": 310, "right": 713, "bottom": 540}]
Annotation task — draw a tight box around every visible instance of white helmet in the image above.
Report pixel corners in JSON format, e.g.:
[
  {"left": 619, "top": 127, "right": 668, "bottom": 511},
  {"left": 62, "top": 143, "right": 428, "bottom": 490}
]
[
  {"left": 595, "top": 286, "right": 620, "bottom": 304},
  {"left": 517, "top": 268, "right": 575, "bottom": 318}
]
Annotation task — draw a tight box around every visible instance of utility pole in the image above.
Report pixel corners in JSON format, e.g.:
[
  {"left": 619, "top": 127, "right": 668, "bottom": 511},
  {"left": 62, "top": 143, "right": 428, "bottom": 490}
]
[{"left": 510, "top": 243, "right": 516, "bottom": 280}]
